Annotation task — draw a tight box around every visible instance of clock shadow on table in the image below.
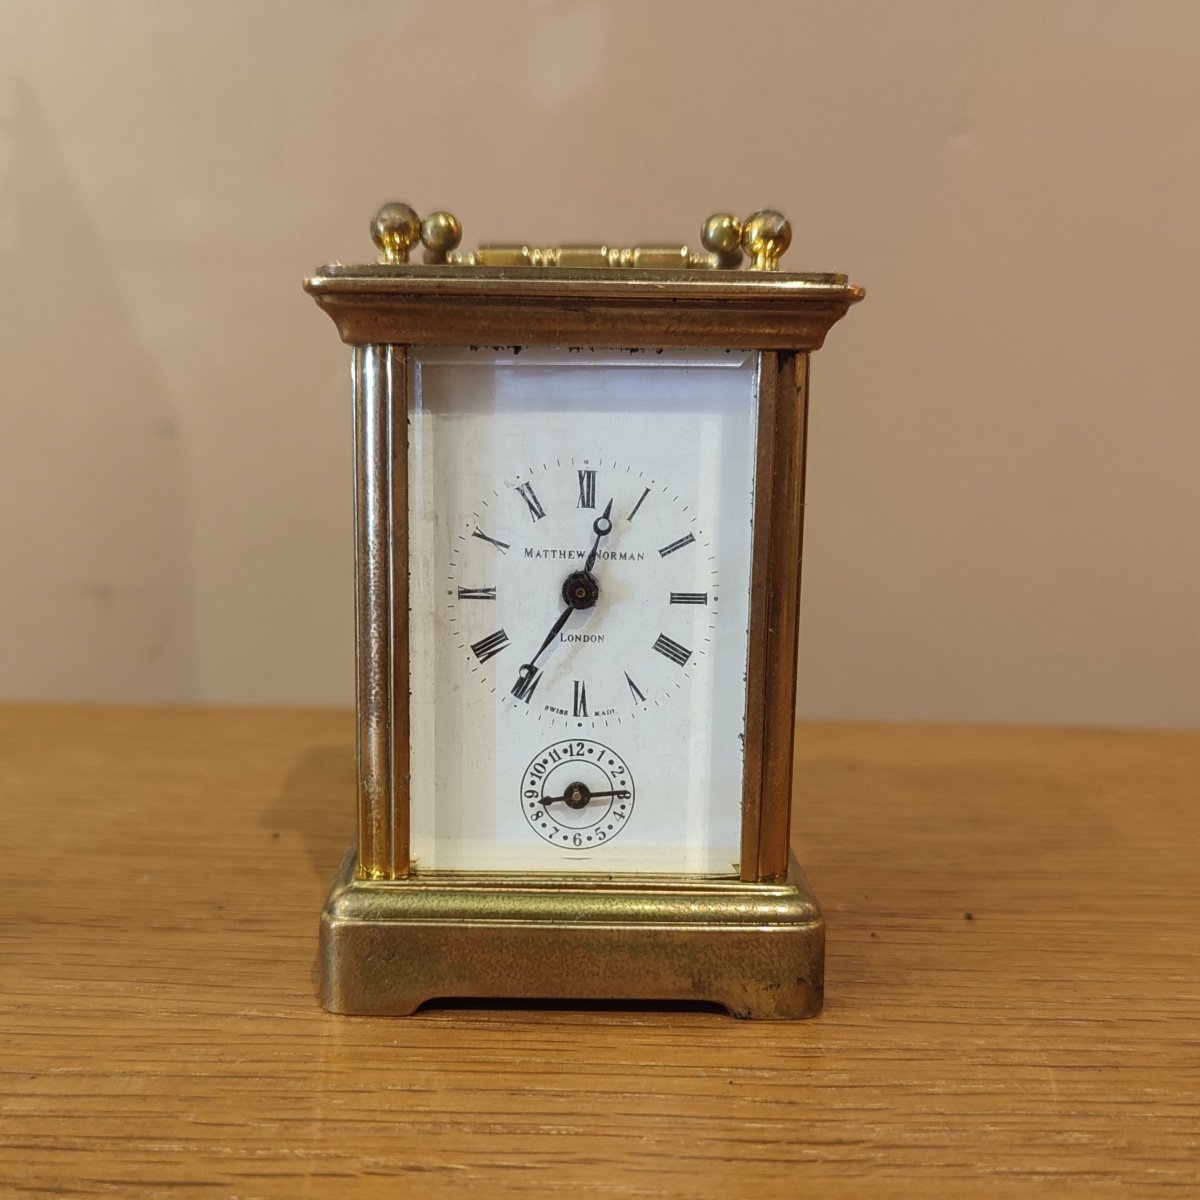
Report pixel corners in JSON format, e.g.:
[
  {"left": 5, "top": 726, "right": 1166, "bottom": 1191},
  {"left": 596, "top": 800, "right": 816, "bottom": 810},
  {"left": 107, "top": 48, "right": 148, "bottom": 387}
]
[{"left": 416, "top": 997, "right": 730, "bottom": 1018}]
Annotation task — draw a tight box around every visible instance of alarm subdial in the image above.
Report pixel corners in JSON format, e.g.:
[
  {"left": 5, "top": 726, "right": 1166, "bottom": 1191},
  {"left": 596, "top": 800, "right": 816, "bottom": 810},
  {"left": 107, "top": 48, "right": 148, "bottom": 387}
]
[{"left": 521, "top": 738, "right": 635, "bottom": 849}]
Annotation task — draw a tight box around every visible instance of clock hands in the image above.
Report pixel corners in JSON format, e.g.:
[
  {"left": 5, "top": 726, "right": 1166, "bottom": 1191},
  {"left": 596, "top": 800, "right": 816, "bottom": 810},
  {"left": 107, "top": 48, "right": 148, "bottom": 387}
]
[
  {"left": 583, "top": 498, "right": 614, "bottom": 574},
  {"left": 511, "top": 498, "right": 614, "bottom": 696},
  {"left": 540, "top": 782, "right": 631, "bottom": 808}
]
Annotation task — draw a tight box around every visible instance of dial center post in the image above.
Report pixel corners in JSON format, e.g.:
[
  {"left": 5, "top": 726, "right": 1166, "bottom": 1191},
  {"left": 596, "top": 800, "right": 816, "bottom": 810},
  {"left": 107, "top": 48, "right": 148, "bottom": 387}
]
[{"left": 561, "top": 570, "right": 600, "bottom": 610}]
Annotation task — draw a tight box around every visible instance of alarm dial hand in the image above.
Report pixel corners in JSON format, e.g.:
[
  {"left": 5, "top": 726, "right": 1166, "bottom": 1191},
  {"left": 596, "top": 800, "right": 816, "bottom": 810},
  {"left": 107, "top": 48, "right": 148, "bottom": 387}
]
[{"left": 540, "top": 782, "right": 631, "bottom": 808}]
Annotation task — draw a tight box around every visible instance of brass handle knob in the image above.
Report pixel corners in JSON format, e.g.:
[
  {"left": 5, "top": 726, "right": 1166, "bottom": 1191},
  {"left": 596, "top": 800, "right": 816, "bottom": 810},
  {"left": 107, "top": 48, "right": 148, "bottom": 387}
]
[
  {"left": 368, "top": 203, "right": 792, "bottom": 270},
  {"left": 420, "top": 211, "right": 463, "bottom": 264},
  {"left": 370, "top": 203, "right": 421, "bottom": 265},
  {"left": 700, "top": 213, "right": 744, "bottom": 269},
  {"left": 740, "top": 210, "right": 792, "bottom": 272}
]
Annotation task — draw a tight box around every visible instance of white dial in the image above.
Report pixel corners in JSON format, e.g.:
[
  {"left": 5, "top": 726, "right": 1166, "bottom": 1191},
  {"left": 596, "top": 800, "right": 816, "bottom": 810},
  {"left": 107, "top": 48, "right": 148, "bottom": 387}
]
[
  {"left": 408, "top": 346, "right": 759, "bottom": 875},
  {"left": 446, "top": 457, "right": 719, "bottom": 728}
]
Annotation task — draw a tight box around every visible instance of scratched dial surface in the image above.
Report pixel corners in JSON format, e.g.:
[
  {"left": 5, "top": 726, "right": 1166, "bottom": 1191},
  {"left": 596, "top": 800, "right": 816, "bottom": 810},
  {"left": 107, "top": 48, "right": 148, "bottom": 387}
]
[{"left": 408, "top": 346, "right": 759, "bottom": 874}]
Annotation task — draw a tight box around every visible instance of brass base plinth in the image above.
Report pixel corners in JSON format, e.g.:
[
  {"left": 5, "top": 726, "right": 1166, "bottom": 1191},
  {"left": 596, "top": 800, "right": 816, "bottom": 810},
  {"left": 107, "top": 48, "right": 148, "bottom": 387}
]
[{"left": 319, "top": 853, "right": 824, "bottom": 1019}]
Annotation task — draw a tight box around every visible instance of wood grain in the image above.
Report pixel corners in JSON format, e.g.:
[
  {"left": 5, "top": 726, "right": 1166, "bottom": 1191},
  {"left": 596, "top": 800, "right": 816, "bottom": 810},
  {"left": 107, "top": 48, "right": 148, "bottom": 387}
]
[{"left": 1, "top": 706, "right": 1197, "bottom": 1198}]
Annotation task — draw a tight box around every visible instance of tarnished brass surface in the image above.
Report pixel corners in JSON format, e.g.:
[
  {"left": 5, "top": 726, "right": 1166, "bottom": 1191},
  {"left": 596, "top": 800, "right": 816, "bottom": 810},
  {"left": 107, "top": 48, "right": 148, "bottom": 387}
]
[
  {"left": 305, "top": 266, "right": 862, "bottom": 351},
  {"left": 351, "top": 346, "right": 403, "bottom": 879},
  {"left": 320, "top": 852, "right": 824, "bottom": 1019},
  {"left": 743, "top": 353, "right": 810, "bottom": 881}
]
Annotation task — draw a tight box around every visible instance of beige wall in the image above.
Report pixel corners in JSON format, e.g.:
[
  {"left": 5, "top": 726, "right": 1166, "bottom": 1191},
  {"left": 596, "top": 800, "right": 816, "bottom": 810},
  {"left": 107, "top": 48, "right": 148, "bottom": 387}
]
[{"left": 2, "top": 0, "right": 1198, "bottom": 726}]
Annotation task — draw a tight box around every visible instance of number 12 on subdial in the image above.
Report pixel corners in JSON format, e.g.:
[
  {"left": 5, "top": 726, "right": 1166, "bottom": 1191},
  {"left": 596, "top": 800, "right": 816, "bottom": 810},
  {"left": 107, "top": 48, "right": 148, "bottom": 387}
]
[{"left": 448, "top": 462, "right": 718, "bottom": 725}]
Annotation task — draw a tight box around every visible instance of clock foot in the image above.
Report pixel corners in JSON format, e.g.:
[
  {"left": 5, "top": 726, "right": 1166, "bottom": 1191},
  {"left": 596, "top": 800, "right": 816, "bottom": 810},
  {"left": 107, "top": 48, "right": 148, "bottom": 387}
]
[{"left": 319, "top": 851, "right": 824, "bottom": 1020}]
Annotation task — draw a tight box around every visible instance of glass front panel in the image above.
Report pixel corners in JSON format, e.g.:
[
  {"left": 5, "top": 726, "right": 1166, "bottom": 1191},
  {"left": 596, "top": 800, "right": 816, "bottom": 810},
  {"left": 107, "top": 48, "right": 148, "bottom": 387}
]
[{"left": 407, "top": 346, "right": 758, "bottom": 874}]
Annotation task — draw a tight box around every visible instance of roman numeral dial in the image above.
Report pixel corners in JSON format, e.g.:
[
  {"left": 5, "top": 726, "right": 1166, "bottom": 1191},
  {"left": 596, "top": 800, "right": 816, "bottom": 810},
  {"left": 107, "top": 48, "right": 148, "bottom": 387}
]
[{"left": 446, "top": 457, "right": 718, "bottom": 724}]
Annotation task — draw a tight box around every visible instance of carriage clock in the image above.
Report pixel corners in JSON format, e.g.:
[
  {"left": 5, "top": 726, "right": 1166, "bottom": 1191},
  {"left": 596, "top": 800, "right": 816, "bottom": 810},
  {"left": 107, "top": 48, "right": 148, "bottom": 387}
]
[{"left": 304, "top": 202, "right": 863, "bottom": 1018}]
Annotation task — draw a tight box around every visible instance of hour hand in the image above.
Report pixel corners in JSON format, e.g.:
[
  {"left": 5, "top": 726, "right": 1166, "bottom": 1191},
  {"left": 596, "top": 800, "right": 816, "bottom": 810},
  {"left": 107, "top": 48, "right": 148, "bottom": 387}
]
[{"left": 584, "top": 498, "right": 614, "bottom": 573}]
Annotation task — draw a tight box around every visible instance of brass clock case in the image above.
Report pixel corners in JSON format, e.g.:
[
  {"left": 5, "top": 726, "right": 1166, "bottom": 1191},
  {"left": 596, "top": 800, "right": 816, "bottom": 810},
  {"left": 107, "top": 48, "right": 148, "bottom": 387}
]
[{"left": 305, "top": 206, "right": 862, "bottom": 1018}]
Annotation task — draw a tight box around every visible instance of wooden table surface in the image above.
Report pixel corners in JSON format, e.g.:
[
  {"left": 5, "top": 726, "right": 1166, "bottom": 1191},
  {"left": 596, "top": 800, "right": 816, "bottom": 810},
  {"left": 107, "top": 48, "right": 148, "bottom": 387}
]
[{"left": 1, "top": 705, "right": 1197, "bottom": 1198}]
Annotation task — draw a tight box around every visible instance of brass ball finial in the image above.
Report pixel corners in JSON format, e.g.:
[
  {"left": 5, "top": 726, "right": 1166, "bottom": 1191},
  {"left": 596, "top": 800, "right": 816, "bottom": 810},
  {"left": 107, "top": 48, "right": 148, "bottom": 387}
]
[
  {"left": 370, "top": 202, "right": 421, "bottom": 264},
  {"left": 420, "top": 211, "right": 463, "bottom": 264},
  {"left": 701, "top": 213, "right": 744, "bottom": 268},
  {"left": 741, "top": 210, "right": 791, "bottom": 271}
]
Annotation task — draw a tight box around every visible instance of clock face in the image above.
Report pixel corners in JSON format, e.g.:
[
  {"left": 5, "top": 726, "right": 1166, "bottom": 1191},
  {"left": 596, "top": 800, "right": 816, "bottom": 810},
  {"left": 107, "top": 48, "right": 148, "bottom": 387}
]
[
  {"left": 448, "top": 456, "right": 719, "bottom": 728},
  {"left": 408, "top": 346, "right": 759, "bottom": 874}
]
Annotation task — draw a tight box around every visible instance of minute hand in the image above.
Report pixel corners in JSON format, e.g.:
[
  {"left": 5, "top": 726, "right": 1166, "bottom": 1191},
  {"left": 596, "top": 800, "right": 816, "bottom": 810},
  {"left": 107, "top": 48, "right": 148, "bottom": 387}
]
[
  {"left": 529, "top": 605, "right": 573, "bottom": 670},
  {"left": 583, "top": 498, "right": 614, "bottom": 573}
]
